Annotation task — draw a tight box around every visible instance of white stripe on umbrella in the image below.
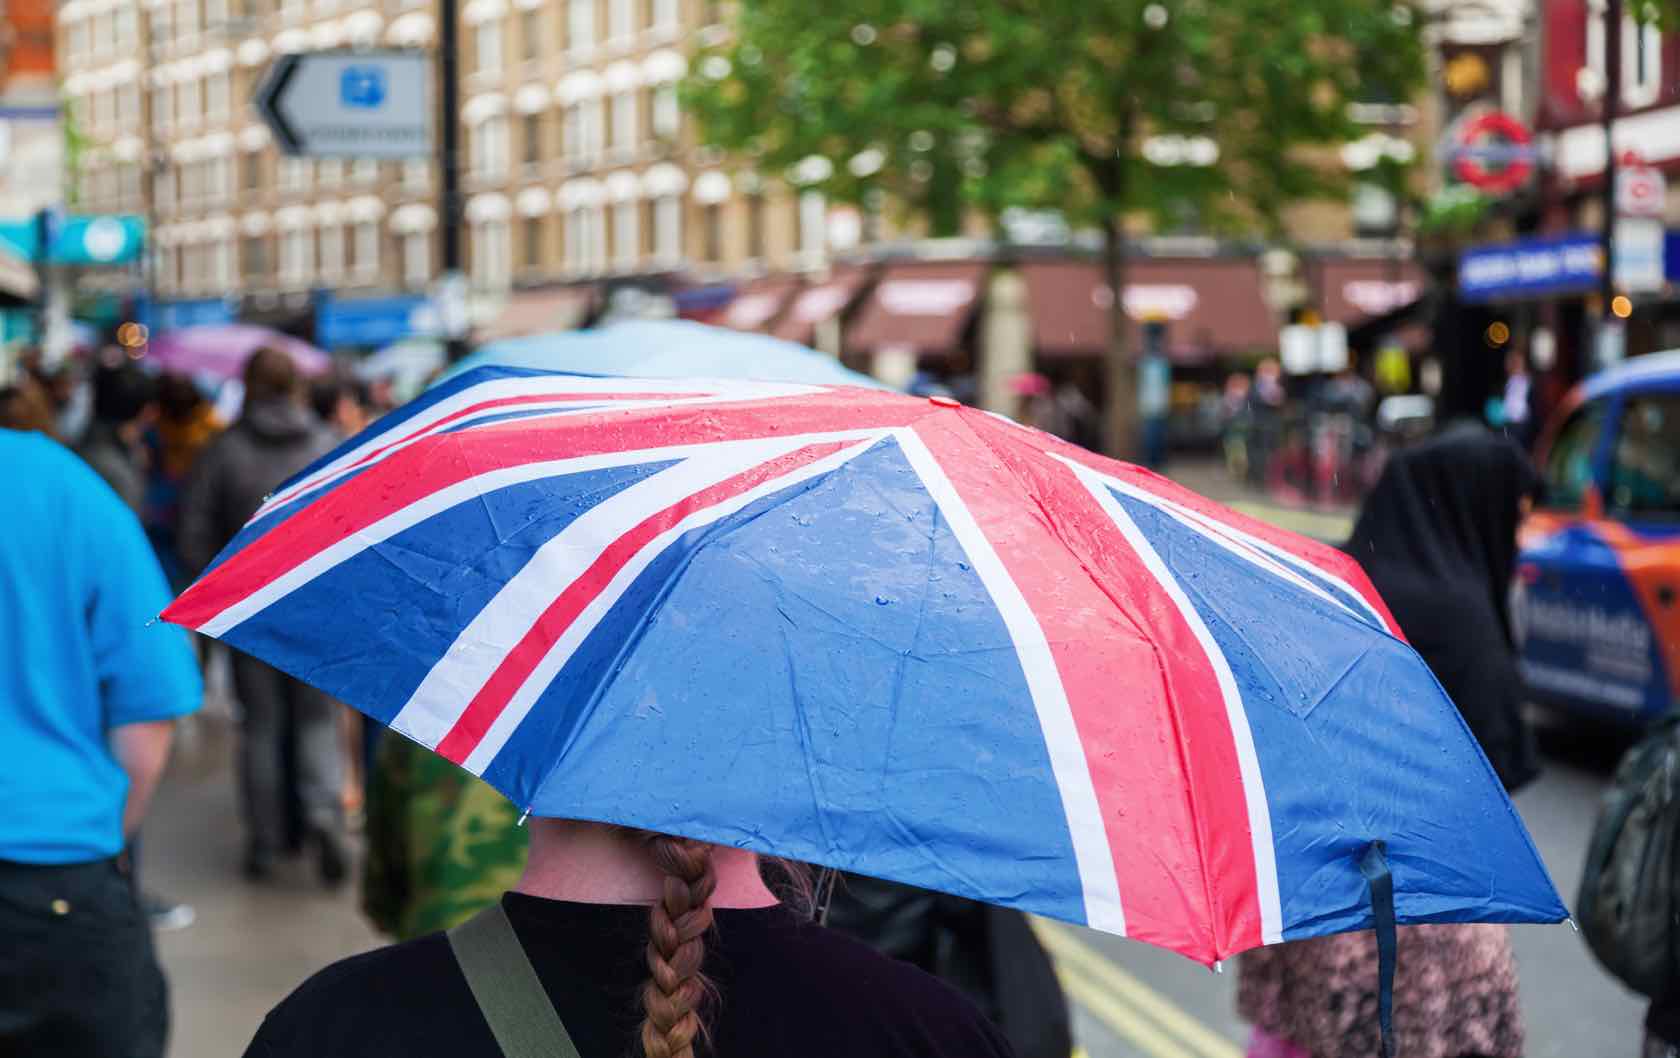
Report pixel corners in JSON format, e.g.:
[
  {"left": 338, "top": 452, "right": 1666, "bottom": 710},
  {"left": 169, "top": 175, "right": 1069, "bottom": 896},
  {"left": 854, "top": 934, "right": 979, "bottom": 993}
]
[
  {"left": 891, "top": 427, "right": 1127, "bottom": 937},
  {"left": 1064, "top": 458, "right": 1284, "bottom": 947}
]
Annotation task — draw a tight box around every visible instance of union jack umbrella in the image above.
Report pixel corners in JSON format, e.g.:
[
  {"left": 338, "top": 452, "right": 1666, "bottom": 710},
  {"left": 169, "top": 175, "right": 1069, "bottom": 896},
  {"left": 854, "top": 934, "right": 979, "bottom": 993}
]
[{"left": 164, "top": 366, "right": 1565, "bottom": 968}]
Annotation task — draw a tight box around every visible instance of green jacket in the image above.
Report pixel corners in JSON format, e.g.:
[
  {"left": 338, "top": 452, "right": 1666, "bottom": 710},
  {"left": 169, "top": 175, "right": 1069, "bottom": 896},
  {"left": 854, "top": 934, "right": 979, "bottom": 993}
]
[{"left": 362, "top": 734, "right": 530, "bottom": 940}]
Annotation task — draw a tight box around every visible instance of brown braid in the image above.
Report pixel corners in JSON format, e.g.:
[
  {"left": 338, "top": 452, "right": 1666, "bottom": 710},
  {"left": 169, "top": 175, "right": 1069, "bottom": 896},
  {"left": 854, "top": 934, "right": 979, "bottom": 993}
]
[{"left": 638, "top": 834, "right": 719, "bottom": 1058}]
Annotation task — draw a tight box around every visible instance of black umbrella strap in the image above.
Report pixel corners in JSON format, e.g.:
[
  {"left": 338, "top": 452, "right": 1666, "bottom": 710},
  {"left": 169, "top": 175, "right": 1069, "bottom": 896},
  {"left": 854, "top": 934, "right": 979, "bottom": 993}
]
[{"left": 1360, "top": 841, "right": 1397, "bottom": 1058}]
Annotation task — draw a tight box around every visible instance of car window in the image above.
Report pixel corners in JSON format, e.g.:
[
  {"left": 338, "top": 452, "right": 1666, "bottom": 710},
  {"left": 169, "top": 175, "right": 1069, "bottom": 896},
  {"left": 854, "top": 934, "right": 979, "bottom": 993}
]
[
  {"left": 1609, "top": 393, "right": 1680, "bottom": 520},
  {"left": 1544, "top": 399, "right": 1606, "bottom": 511}
]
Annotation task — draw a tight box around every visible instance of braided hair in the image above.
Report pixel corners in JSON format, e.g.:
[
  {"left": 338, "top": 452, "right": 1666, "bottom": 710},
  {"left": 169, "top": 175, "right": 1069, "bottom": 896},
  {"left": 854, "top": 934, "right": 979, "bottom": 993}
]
[{"left": 638, "top": 834, "right": 719, "bottom": 1058}]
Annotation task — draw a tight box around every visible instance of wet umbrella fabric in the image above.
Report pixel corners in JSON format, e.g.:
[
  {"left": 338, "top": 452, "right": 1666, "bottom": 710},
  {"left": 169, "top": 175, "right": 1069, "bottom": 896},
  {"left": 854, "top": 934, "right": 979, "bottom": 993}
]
[
  {"left": 441, "top": 319, "right": 884, "bottom": 389},
  {"left": 163, "top": 367, "right": 1565, "bottom": 967}
]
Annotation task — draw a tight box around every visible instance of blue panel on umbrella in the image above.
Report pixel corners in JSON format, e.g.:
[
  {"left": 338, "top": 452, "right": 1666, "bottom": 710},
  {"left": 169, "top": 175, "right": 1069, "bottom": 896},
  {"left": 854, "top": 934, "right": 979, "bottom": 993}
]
[
  {"left": 507, "top": 438, "right": 1088, "bottom": 925},
  {"left": 222, "top": 460, "right": 677, "bottom": 722},
  {"left": 1107, "top": 487, "right": 1564, "bottom": 937}
]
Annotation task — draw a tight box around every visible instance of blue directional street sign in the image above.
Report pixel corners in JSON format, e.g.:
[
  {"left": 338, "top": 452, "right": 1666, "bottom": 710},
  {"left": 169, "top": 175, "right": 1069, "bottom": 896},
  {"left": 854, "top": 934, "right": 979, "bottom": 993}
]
[
  {"left": 0, "top": 213, "right": 145, "bottom": 265},
  {"left": 255, "top": 49, "right": 431, "bottom": 159}
]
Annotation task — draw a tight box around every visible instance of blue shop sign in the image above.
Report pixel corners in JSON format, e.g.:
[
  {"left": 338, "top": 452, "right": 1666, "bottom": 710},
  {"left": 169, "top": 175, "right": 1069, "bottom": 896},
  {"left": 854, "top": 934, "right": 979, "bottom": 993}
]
[
  {"left": 145, "top": 296, "right": 236, "bottom": 331},
  {"left": 316, "top": 293, "right": 433, "bottom": 348},
  {"left": 1459, "top": 233, "right": 1603, "bottom": 303}
]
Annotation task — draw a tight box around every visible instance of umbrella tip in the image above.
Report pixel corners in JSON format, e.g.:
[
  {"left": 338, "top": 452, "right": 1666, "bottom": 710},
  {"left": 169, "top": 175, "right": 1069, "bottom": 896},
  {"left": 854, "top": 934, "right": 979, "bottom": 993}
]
[
  {"left": 516, "top": 807, "right": 531, "bottom": 827},
  {"left": 1566, "top": 917, "right": 1580, "bottom": 934},
  {"left": 1212, "top": 961, "right": 1224, "bottom": 975}
]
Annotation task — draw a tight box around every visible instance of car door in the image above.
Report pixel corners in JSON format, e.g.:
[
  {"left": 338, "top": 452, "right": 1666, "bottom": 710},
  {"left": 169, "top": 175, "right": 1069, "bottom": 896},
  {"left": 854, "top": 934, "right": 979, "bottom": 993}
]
[{"left": 1515, "top": 389, "right": 1678, "bottom": 723}]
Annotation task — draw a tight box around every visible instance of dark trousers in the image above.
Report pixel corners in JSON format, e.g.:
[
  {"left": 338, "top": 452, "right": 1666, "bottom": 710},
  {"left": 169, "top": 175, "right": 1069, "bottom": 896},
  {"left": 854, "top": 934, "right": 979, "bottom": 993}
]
[
  {"left": 0, "top": 856, "right": 168, "bottom": 1058},
  {"left": 231, "top": 654, "right": 345, "bottom": 858}
]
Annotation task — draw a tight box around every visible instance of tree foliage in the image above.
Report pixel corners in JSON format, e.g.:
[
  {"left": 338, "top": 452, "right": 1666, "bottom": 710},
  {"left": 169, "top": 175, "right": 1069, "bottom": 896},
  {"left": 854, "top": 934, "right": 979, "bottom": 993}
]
[{"left": 684, "top": 0, "right": 1429, "bottom": 240}]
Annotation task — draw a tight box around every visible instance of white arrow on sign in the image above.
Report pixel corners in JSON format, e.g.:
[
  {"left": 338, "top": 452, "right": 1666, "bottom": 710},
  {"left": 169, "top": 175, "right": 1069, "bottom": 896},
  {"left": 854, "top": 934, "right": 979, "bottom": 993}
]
[{"left": 255, "top": 49, "right": 433, "bottom": 160}]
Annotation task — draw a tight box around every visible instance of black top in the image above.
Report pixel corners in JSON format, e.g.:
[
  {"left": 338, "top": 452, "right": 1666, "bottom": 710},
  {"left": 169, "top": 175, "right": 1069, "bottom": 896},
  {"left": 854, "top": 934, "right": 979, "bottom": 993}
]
[
  {"left": 245, "top": 892, "right": 1017, "bottom": 1058},
  {"left": 1343, "top": 425, "right": 1543, "bottom": 792}
]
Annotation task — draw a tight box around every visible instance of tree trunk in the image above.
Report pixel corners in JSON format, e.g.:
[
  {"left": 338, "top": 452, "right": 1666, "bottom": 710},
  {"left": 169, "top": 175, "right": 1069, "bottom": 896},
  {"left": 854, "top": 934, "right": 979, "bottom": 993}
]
[{"left": 1101, "top": 215, "right": 1137, "bottom": 460}]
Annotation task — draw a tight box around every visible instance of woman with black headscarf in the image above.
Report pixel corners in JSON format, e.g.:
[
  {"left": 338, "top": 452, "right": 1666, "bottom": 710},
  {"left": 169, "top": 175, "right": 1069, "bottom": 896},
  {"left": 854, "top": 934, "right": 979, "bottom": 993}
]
[{"left": 1237, "top": 424, "right": 1542, "bottom": 1058}]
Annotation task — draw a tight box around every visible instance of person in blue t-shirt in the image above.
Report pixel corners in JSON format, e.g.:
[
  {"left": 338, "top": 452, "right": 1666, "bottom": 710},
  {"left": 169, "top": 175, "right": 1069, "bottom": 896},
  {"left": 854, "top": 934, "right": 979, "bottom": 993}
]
[{"left": 0, "top": 427, "right": 203, "bottom": 1058}]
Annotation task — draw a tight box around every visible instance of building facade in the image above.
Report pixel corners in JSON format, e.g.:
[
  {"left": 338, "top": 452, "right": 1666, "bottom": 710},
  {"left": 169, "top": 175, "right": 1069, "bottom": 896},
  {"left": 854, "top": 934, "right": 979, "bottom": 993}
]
[{"left": 54, "top": 0, "right": 840, "bottom": 340}]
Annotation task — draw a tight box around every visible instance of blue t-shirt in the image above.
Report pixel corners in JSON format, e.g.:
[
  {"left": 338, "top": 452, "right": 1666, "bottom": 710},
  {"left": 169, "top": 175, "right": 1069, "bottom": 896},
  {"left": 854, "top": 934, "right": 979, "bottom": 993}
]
[{"left": 1, "top": 429, "right": 202, "bottom": 863}]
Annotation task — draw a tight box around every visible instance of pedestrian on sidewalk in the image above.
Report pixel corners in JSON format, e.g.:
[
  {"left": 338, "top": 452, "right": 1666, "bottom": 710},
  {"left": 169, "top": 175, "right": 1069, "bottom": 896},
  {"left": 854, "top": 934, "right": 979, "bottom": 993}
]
[
  {"left": 0, "top": 428, "right": 202, "bottom": 1058},
  {"left": 76, "top": 356, "right": 158, "bottom": 515},
  {"left": 177, "top": 348, "right": 349, "bottom": 885},
  {"left": 1237, "top": 425, "right": 1541, "bottom": 1058},
  {"left": 247, "top": 821, "right": 1015, "bottom": 1058}
]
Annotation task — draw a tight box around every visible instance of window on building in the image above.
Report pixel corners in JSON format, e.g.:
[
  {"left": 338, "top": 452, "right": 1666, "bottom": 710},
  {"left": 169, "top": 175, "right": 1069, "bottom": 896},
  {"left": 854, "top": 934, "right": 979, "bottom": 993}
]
[
  {"left": 352, "top": 159, "right": 379, "bottom": 184},
  {"left": 115, "top": 7, "right": 137, "bottom": 46},
  {"left": 353, "top": 220, "right": 379, "bottom": 277},
  {"left": 701, "top": 202, "right": 721, "bottom": 262},
  {"left": 242, "top": 235, "right": 268, "bottom": 278},
  {"left": 473, "top": 219, "right": 511, "bottom": 286},
  {"left": 318, "top": 158, "right": 343, "bottom": 187},
  {"left": 93, "top": 11, "right": 113, "bottom": 53},
  {"left": 651, "top": 0, "right": 677, "bottom": 31},
  {"left": 157, "top": 246, "right": 177, "bottom": 292},
  {"left": 523, "top": 112, "right": 544, "bottom": 166},
  {"left": 94, "top": 89, "right": 115, "bottom": 128},
  {"left": 209, "top": 157, "right": 231, "bottom": 201},
  {"left": 152, "top": 85, "right": 174, "bottom": 131},
  {"left": 523, "top": 215, "right": 545, "bottom": 269},
  {"left": 120, "top": 163, "right": 142, "bottom": 205},
  {"left": 613, "top": 199, "right": 637, "bottom": 268},
  {"left": 318, "top": 223, "right": 344, "bottom": 279},
  {"left": 205, "top": 0, "right": 228, "bottom": 29},
  {"left": 151, "top": 4, "right": 172, "bottom": 46},
  {"left": 650, "top": 84, "right": 679, "bottom": 139},
  {"left": 403, "top": 159, "right": 431, "bottom": 189},
  {"left": 206, "top": 72, "right": 229, "bottom": 120},
  {"left": 607, "top": 0, "right": 633, "bottom": 43},
  {"left": 566, "top": 0, "right": 594, "bottom": 53},
  {"left": 215, "top": 238, "right": 234, "bottom": 286},
  {"left": 521, "top": 8, "right": 541, "bottom": 61},
  {"left": 653, "top": 194, "right": 680, "bottom": 261},
  {"left": 475, "top": 18, "right": 502, "bottom": 74},
  {"left": 179, "top": 0, "right": 200, "bottom": 39},
  {"left": 68, "top": 20, "right": 89, "bottom": 59},
  {"left": 580, "top": 99, "right": 603, "bottom": 162},
  {"left": 745, "top": 191, "right": 765, "bottom": 260},
  {"left": 403, "top": 231, "right": 431, "bottom": 286},
  {"left": 242, "top": 151, "right": 264, "bottom": 190},
  {"left": 562, "top": 104, "right": 581, "bottom": 160},
  {"left": 610, "top": 90, "right": 636, "bottom": 152},
  {"left": 798, "top": 190, "right": 826, "bottom": 256},
  {"left": 119, "top": 86, "right": 141, "bottom": 125},
  {"left": 473, "top": 116, "right": 510, "bottom": 178},
  {"left": 155, "top": 168, "right": 176, "bottom": 211},
  {"left": 176, "top": 77, "right": 201, "bottom": 128},
  {"left": 280, "top": 226, "right": 314, "bottom": 285},
  {"left": 1587, "top": 0, "right": 1665, "bottom": 110},
  {"left": 279, "top": 157, "right": 311, "bottom": 191}
]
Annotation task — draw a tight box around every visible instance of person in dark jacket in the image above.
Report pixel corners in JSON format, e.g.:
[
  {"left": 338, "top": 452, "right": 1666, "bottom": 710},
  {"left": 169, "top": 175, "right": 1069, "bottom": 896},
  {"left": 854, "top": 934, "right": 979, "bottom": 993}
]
[
  {"left": 76, "top": 357, "right": 158, "bottom": 515},
  {"left": 178, "top": 348, "right": 347, "bottom": 884}
]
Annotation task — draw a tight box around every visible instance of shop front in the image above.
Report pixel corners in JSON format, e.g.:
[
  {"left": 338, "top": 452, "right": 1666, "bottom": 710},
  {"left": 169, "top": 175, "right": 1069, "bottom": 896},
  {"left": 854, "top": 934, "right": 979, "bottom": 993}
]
[
  {"left": 842, "top": 260, "right": 987, "bottom": 392},
  {"left": 315, "top": 293, "right": 435, "bottom": 352}
]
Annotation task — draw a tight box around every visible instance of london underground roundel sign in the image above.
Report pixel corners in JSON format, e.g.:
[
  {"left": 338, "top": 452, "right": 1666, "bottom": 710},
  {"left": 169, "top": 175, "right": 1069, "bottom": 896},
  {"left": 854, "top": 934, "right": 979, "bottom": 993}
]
[{"left": 1452, "top": 111, "right": 1535, "bottom": 194}]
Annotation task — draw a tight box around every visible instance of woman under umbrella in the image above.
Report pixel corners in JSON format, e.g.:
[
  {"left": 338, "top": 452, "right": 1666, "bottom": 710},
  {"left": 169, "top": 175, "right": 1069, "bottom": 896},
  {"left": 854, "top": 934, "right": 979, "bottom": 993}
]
[{"left": 1238, "top": 424, "right": 1543, "bottom": 1058}]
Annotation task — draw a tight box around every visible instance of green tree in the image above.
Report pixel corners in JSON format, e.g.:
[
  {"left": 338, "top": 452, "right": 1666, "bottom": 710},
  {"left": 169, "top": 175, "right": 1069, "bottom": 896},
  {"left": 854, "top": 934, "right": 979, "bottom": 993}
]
[{"left": 685, "top": 0, "right": 1425, "bottom": 456}]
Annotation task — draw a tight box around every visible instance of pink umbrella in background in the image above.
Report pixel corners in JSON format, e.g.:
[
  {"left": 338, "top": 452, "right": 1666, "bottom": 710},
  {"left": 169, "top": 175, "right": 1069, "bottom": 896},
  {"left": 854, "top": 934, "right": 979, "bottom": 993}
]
[{"left": 143, "top": 324, "right": 330, "bottom": 381}]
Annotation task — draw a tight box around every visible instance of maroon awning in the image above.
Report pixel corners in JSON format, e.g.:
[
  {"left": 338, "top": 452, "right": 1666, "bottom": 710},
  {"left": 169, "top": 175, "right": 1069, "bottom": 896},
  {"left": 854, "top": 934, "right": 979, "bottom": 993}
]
[
  {"left": 721, "top": 276, "right": 801, "bottom": 333},
  {"left": 1021, "top": 258, "right": 1276, "bottom": 364},
  {"left": 771, "top": 267, "right": 871, "bottom": 347},
  {"left": 1312, "top": 257, "right": 1428, "bottom": 326},
  {"left": 843, "top": 261, "right": 988, "bottom": 357},
  {"left": 476, "top": 284, "right": 598, "bottom": 342}
]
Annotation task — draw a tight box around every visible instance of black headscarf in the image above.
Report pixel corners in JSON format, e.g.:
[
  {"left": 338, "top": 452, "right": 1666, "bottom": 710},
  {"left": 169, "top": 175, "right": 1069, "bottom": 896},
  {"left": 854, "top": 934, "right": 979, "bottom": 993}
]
[{"left": 1345, "top": 424, "right": 1543, "bottom": 792}]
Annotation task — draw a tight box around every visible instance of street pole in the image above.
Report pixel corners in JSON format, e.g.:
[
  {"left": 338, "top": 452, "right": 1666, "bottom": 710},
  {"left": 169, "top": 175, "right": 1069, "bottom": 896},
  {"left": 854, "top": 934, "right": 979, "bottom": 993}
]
[
  {"left": 1599, "top": 0, "right": 1622, "bottom": 324},
  {"left": 438, "top": 0, "right": 466, "bottom": 362}
]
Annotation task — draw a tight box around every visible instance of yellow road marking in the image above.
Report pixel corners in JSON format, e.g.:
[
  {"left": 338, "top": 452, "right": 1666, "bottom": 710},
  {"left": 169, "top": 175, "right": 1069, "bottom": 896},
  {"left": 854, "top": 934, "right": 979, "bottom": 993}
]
[{"left": 1034, "top": 920, "right": 1244, "bottom": 1058}]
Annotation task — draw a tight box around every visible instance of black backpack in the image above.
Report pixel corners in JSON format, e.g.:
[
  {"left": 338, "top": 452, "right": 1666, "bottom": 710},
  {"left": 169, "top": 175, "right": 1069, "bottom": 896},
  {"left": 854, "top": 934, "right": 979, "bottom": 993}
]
[{"left": 1578, "top": 711, "right": 1680, "bottom": 998}]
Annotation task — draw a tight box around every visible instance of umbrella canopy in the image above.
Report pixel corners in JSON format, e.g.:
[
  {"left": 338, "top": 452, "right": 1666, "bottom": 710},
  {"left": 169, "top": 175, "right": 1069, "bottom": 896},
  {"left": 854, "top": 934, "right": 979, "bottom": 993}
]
[
  {"left": 164, "top": 368, "right": 1564, "bottom": 965},
  {"left": 145, "top": 324, "right": 329, "bottom": 380},
  {"left": 443, "top": 319, "right": 883, "bottom": 389}
]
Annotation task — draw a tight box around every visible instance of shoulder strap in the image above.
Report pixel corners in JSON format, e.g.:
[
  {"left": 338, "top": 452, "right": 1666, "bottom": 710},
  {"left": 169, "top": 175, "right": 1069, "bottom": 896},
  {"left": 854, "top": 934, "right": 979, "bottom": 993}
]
[{"left": 447, "top": 903, "right": 583, "bottom": 1058}]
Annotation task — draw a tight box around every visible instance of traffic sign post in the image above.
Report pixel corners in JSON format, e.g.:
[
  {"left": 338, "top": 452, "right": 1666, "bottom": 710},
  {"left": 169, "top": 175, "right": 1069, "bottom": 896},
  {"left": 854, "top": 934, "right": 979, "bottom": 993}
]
[{"left": 255, "top": 49, "right": 433, "bottom": 159}]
